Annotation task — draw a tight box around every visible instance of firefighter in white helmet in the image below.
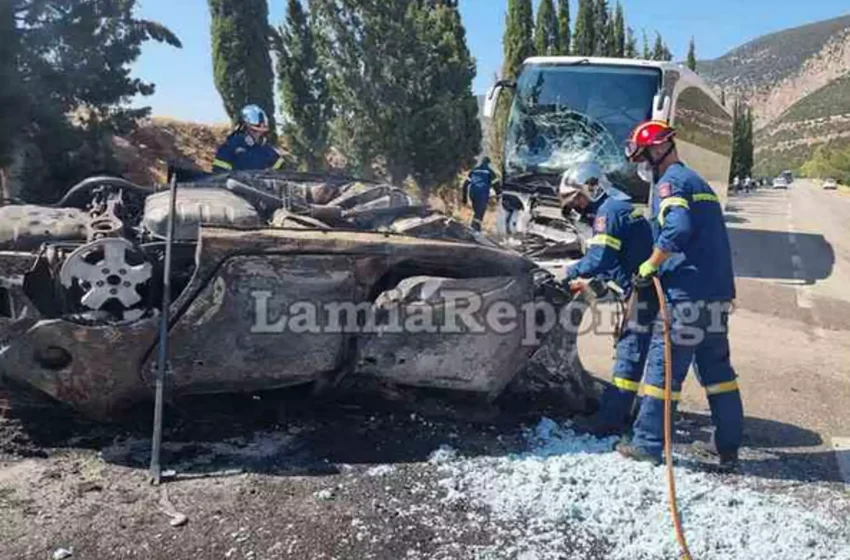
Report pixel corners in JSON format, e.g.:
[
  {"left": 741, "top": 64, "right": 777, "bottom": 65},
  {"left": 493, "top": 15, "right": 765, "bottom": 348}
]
[{"left": 559, "top": 161, "right": 659, "bottom": 436}]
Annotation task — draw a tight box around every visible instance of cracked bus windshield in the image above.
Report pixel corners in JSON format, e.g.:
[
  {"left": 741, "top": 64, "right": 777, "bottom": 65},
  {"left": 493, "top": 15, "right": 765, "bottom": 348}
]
[{"left": 505, "top": 64, "right": 661, "bottom": 199}]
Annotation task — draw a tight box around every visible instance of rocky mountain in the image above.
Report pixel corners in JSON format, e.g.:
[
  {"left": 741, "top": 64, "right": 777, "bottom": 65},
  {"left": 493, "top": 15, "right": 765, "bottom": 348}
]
[
  {"left": 698, "top": 14, "right": 850, "bottom": 176},
  {"left": 698, "top": 15, "right": 850, "bottom": 128}
]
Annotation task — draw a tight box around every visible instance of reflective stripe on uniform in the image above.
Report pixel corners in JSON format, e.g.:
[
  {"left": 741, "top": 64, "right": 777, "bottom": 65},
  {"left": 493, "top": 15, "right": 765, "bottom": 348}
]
[
  {"left": 705, "top": 380, "right": 739, "bottom": 396},
  {"left": 273, "top": 157, "right": 286, "bottom": 170},
  {"left": 631, "top": 208, "right": 644, "bottom": 219},
  {"left": 587, "top": 234, "right": 622, "bottom": 251},
  {"left": 639, "top": 383, "right": 682, "bottom": 401},
  {"left": 658, "top": 196, "right": 690, "bottom": 226},
  {"left": 693, "top": 193, "right": 719, "bottom": 203},
  {"left": 613, "top": 377, "right": 640, "bottom": 393},
  {"left": 213, "top": 158, "right": 233, "bottom": 170}
]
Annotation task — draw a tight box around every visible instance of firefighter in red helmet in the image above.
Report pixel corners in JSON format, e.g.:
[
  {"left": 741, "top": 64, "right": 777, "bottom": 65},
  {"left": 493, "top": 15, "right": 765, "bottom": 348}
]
[{"left": 616, "top": 120, "right": 744, "bottom": 472}]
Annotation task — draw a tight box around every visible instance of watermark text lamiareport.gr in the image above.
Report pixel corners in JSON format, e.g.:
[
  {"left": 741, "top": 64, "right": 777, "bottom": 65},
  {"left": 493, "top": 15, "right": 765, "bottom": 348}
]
[{"left": 249, "top": 289, "right": 733, "bottom": 347}]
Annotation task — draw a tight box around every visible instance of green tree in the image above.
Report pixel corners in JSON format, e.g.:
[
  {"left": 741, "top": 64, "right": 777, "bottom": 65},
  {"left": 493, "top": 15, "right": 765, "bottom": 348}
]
[
  {"left": 641, "top": 29, "right": 650, "bottom": 59},
  {"left": 313, "top": 0, "right": 480, "bottom": 186},
  {"left": 209, "top": 0, "right": 277, "bottom": 134},
  {"left": 503, "top": 0, "right": 534, "bottom": 78},
  {"left": 613, "top": 2, "right": 625, "bottom": 57},
  {"left": 6, "top": 0, "right": 181, "bottom": 202},
  {"left": 593, "top": 0, "right": 610, "bottom": 56},
  {"left": 686, "top": 36, "right": 697, "bottom": 71},
  {"left": 573, "top": 0, "right": 595, "bottom": 56},
  {"left": 535, "top": 0, "right": 559, "bottom": 55},
  {"left": 0, "top": 1, "right": 23, "bottom": 176},
  {"left": 491, "top": 0, "right": 534, "bottom": 172},
  {"left": 276, "top": 0, "right": 332, "bottom": 171},
  {"left": 557, "top": 0, "right": 571, "bottom": 55},
  {"left": 624, "top": 26, "right": 637, "bottom": 58},
  {"left": 652, "top": 31, "right": 665, "bottom": 60}
]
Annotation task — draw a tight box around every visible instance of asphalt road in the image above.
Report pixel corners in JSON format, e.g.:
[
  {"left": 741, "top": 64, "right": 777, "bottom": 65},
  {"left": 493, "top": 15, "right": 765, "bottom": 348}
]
[{"left": 580, "top": 179, "right": 850, "bottom": 483}]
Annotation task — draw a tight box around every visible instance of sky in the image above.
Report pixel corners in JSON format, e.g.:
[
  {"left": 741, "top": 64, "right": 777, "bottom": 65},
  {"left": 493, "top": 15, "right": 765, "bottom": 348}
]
[{"left": 133, "top": 0, "right": 850, "bottom": 124}]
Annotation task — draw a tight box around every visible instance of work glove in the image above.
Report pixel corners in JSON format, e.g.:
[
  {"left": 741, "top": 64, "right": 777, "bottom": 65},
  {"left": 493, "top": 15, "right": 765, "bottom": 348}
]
[{"left": 634, "top": 261, "right": 658, "bottom": 289}]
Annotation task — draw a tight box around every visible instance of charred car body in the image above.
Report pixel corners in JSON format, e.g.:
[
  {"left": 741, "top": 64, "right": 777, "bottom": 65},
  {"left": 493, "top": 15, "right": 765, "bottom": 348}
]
[{"left": 0, "top": 171, "right": 594, "bottom": 419}]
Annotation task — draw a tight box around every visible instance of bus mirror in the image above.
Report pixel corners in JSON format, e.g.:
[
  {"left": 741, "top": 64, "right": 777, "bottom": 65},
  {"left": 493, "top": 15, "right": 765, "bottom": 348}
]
[
  {"left": 652, "top": 93, "right": 672, "bottom": 123},
  {"left": 483, "top": 80, "right": 516, "bottom": 119}
]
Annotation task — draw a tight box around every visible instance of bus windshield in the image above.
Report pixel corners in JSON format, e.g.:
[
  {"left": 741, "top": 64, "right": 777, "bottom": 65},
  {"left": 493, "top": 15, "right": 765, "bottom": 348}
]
[{"left": 504, "top": 64, "right": 661, "bottom": 194}]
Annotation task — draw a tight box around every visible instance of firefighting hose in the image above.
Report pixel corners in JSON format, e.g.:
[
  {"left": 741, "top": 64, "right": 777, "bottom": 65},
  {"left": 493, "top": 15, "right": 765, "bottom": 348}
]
[
  {"left": 652, "top": 276, "right": 694, "bottom": 560},
  {"left": 616, "top": 278, "right": 693, "bottom": 560}
]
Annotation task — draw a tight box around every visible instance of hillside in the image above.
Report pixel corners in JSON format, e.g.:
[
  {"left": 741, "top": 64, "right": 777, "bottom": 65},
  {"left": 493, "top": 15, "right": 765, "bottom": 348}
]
[
  {"left": 754, "top": 75, "right": 850, "bottom": 176},
  {"left": 698, "top": 14, "right": 850, "bottom": 128}
]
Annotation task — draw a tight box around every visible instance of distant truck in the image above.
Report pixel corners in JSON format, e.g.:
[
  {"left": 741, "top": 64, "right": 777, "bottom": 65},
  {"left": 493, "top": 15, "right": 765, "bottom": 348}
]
[{"left": 781, "top": 170, "right": 794, "bottom": 184}]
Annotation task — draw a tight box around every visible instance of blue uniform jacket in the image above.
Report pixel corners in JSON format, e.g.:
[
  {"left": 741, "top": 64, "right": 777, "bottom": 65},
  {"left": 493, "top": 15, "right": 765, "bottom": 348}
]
[
  {"left": 650, "top": 162, "right": 736, "bottom": 302},
  {"left": 213, "top": 132, "right": 286, "bottom": 173},
  {"left": 565, "top": 191, "right": 654, "bottom": 294},
  {"left": 462, "top": 164, "right": 497, "bottom": 204}
]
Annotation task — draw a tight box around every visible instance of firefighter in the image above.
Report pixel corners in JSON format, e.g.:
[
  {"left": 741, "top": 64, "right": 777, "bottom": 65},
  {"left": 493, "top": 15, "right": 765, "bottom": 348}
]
[
  {"left": 212, "top": 104, "right": 287, "bottom": 173},
  {"left": 559, "top": 161, "right": 657, "bottom": 436},
  {"left": 462, "top": 157, "right": 500, "bottom": 232},
  {"left": 617, "top": 120, "right": 743, "bottom": 471}
]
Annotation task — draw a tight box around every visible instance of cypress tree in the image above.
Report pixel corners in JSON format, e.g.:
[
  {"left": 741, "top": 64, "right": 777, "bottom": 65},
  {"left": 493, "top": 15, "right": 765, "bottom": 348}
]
[
  {"left": 652, "top": 31, "right": 665, "bottom": 60},
  {"left": 557, "top": 0, "right": 571, "bottom": 55},
  {"left": 313, "top": 0, "right": 479, "bottom": 186},
  {"left": 687, "top": 37, "right": 697, "bottom": 71},
  {"left": 613, "top": 2, "right": 625, "bottom": 57},
  {"left": 491, "top": 0, "right": 534, "bottom": 171},
  {"left": 594, "top": 0, "right": 610, "bottom": 56},
  {"left": 573, "top": 0, "right": 595, "bottom": 56},
  {"left": 730, "top": 98, "right": 742, "bottom": 181},
  {"left": 535, "top": 0, "right": 559, "bottom": 56},
  {"left": 209, "top": 0, "right": 277, "bottom": 133},
  {"left": 641, "top": 30, "right": 650, "bottom": 59},
  {"left": 624, "top": 26, "right": 637, "bottom": 58},
  {"left": 277, "top": 0, "right": 332, "bottom": 171},
  {"left": 503, "top": 0, "right": 535, "bottom": 78},
  {"left": 0, "top": 0, "right": 23, "bottom": 175}
]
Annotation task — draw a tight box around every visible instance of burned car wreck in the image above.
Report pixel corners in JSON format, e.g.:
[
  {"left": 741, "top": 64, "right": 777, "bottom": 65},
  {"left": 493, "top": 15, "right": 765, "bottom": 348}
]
[{"left": 0, "top": 171, "right": 596, "bottom": 420}]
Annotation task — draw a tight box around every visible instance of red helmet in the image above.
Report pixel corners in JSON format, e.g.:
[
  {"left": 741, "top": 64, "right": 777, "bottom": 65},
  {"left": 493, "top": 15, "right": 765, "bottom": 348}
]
[{"left": 625, "top": 120, "right": 677, "bottom": 161}]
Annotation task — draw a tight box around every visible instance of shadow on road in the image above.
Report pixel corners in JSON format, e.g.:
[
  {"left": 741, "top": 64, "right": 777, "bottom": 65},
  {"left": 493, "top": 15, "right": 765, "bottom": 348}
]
[
  {"left": 728, "top": 227, "right": 835, "bottom": 284},
  {"left": 678, "top": 411, "right": 842, "bottom": 484}
]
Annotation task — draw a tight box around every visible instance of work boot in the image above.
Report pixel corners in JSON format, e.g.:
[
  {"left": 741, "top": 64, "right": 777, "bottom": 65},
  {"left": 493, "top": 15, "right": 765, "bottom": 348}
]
[
  {"left": 615, "top": 441, "right": 661, "bottom": 467},
  {"left": 689, "top": 440, "right": 740, "bottom": 473}
]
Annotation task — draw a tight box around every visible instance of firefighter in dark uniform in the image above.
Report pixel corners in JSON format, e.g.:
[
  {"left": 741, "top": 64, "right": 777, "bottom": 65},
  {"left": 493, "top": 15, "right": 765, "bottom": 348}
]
[
  {"left": 560, "top": 161, "right": 657, "bottom": 436},
  {"left": 213, "top": 104, "right": 287, "bottom": 173},
  {"left": 462, "top": 157, "right": 500, "bottom": 232}
]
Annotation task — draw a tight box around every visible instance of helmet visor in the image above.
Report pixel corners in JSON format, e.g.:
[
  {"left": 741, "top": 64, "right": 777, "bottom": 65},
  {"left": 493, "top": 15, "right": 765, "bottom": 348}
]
[{"left": 241, "top": 105, "right": 269, "bottom": 130}]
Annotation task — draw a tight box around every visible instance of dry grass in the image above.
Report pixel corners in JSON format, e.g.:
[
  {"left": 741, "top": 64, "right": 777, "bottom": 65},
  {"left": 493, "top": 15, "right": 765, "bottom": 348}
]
[{"left": 111, "top": 117, "right": 231, "bottom": 185}]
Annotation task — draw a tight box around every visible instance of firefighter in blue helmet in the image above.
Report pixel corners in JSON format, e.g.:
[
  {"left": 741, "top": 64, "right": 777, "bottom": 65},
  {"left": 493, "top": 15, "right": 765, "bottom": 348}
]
[
  {"left": 559, "top": 161, "right": 658, "bottom": 436},
  {"left": 462, "top": 156, "right": 500, "bottom": 232},
  {"left": 618, "top": 120, "right": 743, "bottom": 471},
  {"left": 212, "top": 104, "right": 287, "bottom": 173}
]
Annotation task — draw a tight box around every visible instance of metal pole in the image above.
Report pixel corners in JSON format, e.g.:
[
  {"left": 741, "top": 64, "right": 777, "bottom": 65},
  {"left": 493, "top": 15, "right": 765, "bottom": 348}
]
[{"left": 150, "top": 173, "right": 178, "bottom": 485}]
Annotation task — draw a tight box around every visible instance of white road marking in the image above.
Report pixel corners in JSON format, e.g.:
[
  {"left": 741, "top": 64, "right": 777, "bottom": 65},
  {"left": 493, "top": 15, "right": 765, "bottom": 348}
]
[
  {"left": 786, "top": 197, "right": 816, "bottom": 311},
  {"left": 832, "top": 437, "right": 850, "bottom": 486}
]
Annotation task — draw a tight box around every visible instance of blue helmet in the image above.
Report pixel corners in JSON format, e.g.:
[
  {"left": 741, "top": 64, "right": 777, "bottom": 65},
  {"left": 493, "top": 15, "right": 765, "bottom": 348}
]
[{"left": 240, "top": 104, "right": 269, "bottom": 130}]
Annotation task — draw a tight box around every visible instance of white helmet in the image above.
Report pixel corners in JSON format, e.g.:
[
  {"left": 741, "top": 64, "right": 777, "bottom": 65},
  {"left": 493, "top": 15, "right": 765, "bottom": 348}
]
[{"left": 559, "top": 161, "right": 610, "bottom": 205}]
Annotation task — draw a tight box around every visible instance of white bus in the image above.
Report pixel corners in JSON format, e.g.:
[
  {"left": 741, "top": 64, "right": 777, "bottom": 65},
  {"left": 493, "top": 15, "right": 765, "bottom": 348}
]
[{"left": 484, "top": 57, "right": 733, "bottom": 267}]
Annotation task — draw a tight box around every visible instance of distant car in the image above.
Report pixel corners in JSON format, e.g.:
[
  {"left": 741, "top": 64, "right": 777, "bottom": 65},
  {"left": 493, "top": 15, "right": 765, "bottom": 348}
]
[
  {"left": 773, "top": 177, "right": 789, "bottom": 189},
  {"left": 781, "top": 170, "right": 794, "bottom": 184},
  {"left": 823, "top": 178, "right": 838, "bottom": 190}
]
